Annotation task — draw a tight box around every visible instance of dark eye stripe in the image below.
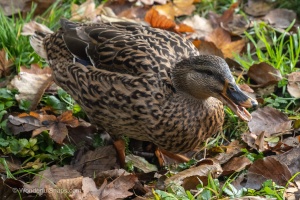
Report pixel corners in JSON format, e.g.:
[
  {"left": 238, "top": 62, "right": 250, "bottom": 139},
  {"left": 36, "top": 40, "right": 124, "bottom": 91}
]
[{"left": 194, "top": 69, "right": 224, "bottom": 84}]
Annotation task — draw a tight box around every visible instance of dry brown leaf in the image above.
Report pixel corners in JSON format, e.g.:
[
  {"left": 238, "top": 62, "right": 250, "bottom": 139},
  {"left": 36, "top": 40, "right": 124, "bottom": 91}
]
[
  {"left": 194, "top": 40, "right": 224, "bottom": 58},
  {"left": 205, "top": 28, "right": 245, "bottom": 58},
  {"left": 221, "top": 14, "right": 250, "bottom": 36},
  {"left": 23, "top": 165, "right": 81, "bottom": 195},
  {"left": 8, "top": 111, "right": 82, "bottom": 143},
  {"left": 0, "top": 156, "right": 21, "bottom": 173},
  {"left": 287, "top": 72, "right": 300, "bottom": 98},
  {"left": 45, "top": 176, "right": 83, "bottom": 200},
  {"left": 212, "top": 1, "right": 249, "bottom": 35},
  {"left": 100, "top": 175, "right": 138, "bottom": 200},
  {"left": 214, "top": 140, "right": 247, "bottom": 164},
  {"left": 154, "top": 0, "right": 195, "bottom": 20},
  {"left": 239, "top": 84, "right": 254, "bottom": 93},
  {"left": 275, "top": 147, "right": 300, "bottom": 181},
  {"left": 165, "top": 158, "right": 222, "bottom": 189},
  {"left": 182, "top": 15, "right": 213, "bottom": 39},
  {"left": 72, "top": 145, "right": 118, "bottom": 177},
  {"left": 46, "top": 176, "right": 100, "bottom": 200},
  {"left": 244, "top": 0, "right": 275, "bottom": 17},
  {"left": 264, "top": 9, "right": 296, "bottom": 29},
  {"left": 0, "top": 0, "right": 26, "bottom": 16},
  {"left": 248, "top": 106, "right": 292, "bottom": 137},
  {"left": 8, "top": 64, "right": 53, "bottom": 110},
  {"left": 8, "top": 114, "right": 42, "bottom": 135},
  {"left": 222, "top": 156, "right": 252, "bottom": 176},
  {"left": 175, "top": 23, "right": 194, "bottom": 33},
  {"left": 0, "top": 49, "right": 13, "bottom": 78},
  {"left": 145, "top": 8, "right": 176, "bottom": 30},
  {"left": 70, "top": 0, "right": 103, "bottom": 21},
  {"left": 247, "top": 62, "right": 282, "bottom": 87},
  {"left": 246, "top": 157, "right": 292, "bottom": 190}
]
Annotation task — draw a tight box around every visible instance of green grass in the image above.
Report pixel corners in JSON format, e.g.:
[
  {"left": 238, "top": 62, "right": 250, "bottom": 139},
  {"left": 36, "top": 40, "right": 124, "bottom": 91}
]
[
  {"left": 236, "top": 21, "right": 300, "bottom": 75},
  {"left": 0, "top": 1, "right": 74, "bottom": 71}
]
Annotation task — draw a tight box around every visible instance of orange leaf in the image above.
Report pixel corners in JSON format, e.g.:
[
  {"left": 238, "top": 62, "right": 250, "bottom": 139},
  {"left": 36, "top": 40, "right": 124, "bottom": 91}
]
[
  {"left": 175, "top": 23, "right": 194, "bottom": 33},
  {"left": 206, "top": 27, "right": 245, "bottom": 58},
  {"left": 58, "top": 110, "right": 79, "bottom": 127},
  {"left": 145, "top": 8, "right": 176, "bottom": 30}
]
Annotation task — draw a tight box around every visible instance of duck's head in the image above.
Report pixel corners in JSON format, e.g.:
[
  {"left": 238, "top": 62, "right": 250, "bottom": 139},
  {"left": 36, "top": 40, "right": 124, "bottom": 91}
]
[{"left": 172, "top": 55, "right": 257, "bottom": 121}]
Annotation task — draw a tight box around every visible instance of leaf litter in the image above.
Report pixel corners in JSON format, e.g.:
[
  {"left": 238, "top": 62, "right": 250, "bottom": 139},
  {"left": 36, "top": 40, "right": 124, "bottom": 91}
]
[{"left": 1, "top": 0, "right": 300, "bottom": 199}]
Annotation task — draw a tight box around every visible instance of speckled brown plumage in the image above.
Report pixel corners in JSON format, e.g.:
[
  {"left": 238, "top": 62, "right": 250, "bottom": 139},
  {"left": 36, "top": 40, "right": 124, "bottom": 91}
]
[{"left": 30, "top": 19, "right": 256, "bottom": 154}]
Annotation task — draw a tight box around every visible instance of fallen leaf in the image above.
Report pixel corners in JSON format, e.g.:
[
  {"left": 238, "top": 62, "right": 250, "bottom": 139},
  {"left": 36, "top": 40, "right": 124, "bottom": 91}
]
[
  {"left": 287, "top": 72, "right": 300, "bottom": 98},
  {"left": 182, "top": 14, "right": 213, "bottom": 39},
  {"left": 72, "top": 145, "right": 118, "bottom": 177},
  {"left": 144, "top": 8, "right": 176, "bottom": 30},
  {"left": 8, "top": 64, "right": 53, "bottom": 110},
  {"left": 264, "top": 9, "right": 296, "bottom": 29},
  {"left": 205, "top": 27, "right": 245, "bottom": 58},
  {"left": 70, "top": 0, "right": 103, "bottom": 21},
  {"left": 194, "top": 40, "right": 224, "bottom": 58},
  {"left": 246, "top": 157, "right": 292, "bottom": 190},
  {"left": 0, "top": 0, "right": 25, "bottom": 16},
  {"left": 95, "top": 169, "right": 130, "bottom": 186},
  {"left": 165, "top": 158, "right": 222, "bottom": 189},
  {"left": 48, "top": 176, "right": 100, "bottom": 200},
  {"left": 0, "top": 156, "right": 21, "bottom": 173},
  {"left": 239, "top": 84, "right": 254, "bottom": 93},
  {"left": 214, "top": 140, "right": 247, "bottom": 164},
  {"left": 248, "top": 106, "right": 292, "bottom": 137},
  {"left": 175, "top": 23, "right": 194, "bottom": 33},
  {"left": 247, "top": 62, "right": 282, "bottom": 87},
  {"left": 209, "top": 2, "right": 249, "bottom": 35},
  {"left": 244, "top": 0, "right": 275, "bottom": 17},
  {"left": 222, "top": 156, "right": 252, "bottom": 176},
  {"left": 8, "top": 110, "right": 83, "bottom": 144},
  {"left": 100, "top": 175, "right": 138, "bottom": 200},
  {"left": 275, "top": 147, "right": 300, "bottom": 181},
  {"left": 154, "top": 0, "right": 195, "bottom": 20},
  {"left": 23, "top": 165, "right": 81, "bottom": 195},
  {"left": 125, "top": 154, "right": 158, "bottom": 173},
  {"left": 221, "top": 14, "right": 250, "bottom": 36}
]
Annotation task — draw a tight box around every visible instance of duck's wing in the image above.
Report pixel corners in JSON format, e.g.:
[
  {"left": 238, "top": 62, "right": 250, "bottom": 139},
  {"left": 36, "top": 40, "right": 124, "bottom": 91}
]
[{"left": 60, "top": 19, "right": 199, "bottom": 88}]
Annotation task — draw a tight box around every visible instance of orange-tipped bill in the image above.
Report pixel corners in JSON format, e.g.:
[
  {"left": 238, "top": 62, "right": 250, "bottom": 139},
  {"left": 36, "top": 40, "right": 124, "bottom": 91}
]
[{"left": 220, "top": 82, "right": 257, "bottom": 121}]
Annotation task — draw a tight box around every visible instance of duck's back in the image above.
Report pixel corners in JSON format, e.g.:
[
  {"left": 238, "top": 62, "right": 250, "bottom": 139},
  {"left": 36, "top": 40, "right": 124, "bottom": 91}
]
[{"left": 60, "top": 20, "right": 199, "bottom": 86}]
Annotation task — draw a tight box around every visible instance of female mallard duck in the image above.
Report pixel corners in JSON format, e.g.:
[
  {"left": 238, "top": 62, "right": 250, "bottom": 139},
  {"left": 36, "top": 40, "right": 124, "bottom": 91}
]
[{"left": 30, "top": 19, "right": 257, "bottom": 164}]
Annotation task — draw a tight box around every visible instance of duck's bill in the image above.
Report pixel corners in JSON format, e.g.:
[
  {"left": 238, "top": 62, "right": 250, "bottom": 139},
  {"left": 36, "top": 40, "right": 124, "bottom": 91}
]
[{"left": 220, "top": 93, "right": 256, "bottom": 122}]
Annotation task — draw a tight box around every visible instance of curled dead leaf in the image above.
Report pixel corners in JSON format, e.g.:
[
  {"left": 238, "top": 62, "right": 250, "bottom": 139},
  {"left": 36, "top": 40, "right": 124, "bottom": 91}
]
[
  {"left": 182, "top": 15, "right": 213, "bottom": 39},
  {"left": 248, "top": 106, "right": 292, "bottom": 137},
  {"left": 244, "top": 0, "right": 275, "bottom": 17},
  {"left": 246, "top": 157, "right": 291, "bottom": 189},
  {"left": 222, "top": 156, "right": 251, "bottom": 176},
  {"left": 264, "top": 9, "right": 296, "bottom": 29},
  {"left": 165, "top": 158, "right": 222, "bottom": 189},
  {"left": 205, "top": 28, "right": 245, "bottom": 58},
  {"left": 154, "top": 0, "right": 195, "bottom": 20},
  {"left": 194, "top": 40, "right": 224, "bottom": 58},
  {"left": 145, "top": 8, "right": 176, "bottom": 30},
  {"left": 8, "top": 64, "right": 53, "bottom": 110},
  {"left": 247, "top": 62, "right": 282, "bottom": 87}
]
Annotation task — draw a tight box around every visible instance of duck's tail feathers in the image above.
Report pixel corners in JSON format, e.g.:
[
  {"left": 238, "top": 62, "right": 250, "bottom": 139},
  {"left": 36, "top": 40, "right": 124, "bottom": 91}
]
[{"left": 22, "top": 21, "right": 53, "bottom": 59}]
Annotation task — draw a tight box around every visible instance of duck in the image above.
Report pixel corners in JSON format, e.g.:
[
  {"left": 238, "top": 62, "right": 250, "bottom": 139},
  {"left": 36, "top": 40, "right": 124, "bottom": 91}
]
[{"left": 29, "top": 18, "right": 257, "bottom": 166}]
